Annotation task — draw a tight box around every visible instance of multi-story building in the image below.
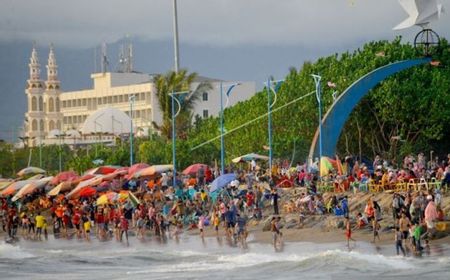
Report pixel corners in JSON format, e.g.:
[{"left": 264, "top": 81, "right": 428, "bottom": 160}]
[{"left": 23, "top": 45, "right": 256, "bottom": 147}]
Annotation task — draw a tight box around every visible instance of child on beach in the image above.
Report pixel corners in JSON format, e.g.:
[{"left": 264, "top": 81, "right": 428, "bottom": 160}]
[
  {"left": 395, "top": 227, "right": 406, "bottom": 256},
  {"left": 82, "top": 213, "right": 91, "bottom": 241},
  {"left": 345, "top": 216, "right": 355, "bottom": 249},
  {"left": 372, "top": 217, "right": 381, "bottom": 243}
]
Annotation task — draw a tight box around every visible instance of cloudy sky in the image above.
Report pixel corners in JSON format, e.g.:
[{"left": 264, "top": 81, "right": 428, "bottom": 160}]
[
  {"left": 0, "top": 0, "right": 448, "bottom": 141},
  {"left": 1, "top": 0, "right": 448, "bottom": 49}
]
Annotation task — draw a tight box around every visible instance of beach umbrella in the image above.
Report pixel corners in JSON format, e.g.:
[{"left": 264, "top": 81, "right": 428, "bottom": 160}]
[
  {"left": 95, "top": 181, "right": 111, "bottom": 192},
  {"left": 12, "top": 176, "right": 53, "bottom": 201},
  {"left": 182, "top": 163, "right": 209, "bottom": 175},
  {"left": 210, "top": 173, "right": 236, "bottom": 193},
  {"left": 48, "top": 182, "right": 64, "bottom": 196},
  {"left": 79, "top": 187, "right": 97, "bottom": 197},
  {"left": 0, "top": 180, "right": 13, "bottom": 192},
  {"left": 17, "top": 166, "right": 46, "bottom": 177},
  {"left": 1, "top": 180, "right": 32, "bottom": 196},
  {"left": 66, "top": 175, "right": 100, "bottom": 199},
  {"left": 27, "top": 174, "right": 45, "bottom": 180},
  {"left": 97, "top": 191, "right": 118, "bottom": 205},
  {"left": 84, "top": 166, "right": 118, "bottom": 176},
  {"left": 127, "top": 163, "right": 149, "bottom": 178},
  {"left": 50, "top": 171, "right": 78, "bottom": 185},
  {"left": 232, "top": 153, "right": 269, "bottom": 163},
  {"left": 134, "top": 164, "right": 173, "bottom": 178}
]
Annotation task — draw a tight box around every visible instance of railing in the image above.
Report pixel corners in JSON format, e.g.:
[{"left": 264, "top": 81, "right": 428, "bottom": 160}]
[{"left": 317, "top": 177, "right": 447, "bottom": 193}]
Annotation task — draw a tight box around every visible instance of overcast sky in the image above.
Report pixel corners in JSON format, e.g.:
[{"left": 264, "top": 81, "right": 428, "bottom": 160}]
[{"left": 1, "top": 0, "right": 448, "bottom": 50}]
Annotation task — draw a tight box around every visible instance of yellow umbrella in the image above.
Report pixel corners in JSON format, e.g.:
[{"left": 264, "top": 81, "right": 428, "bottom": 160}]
[{"left": 96, "top": 194, "right": 109, "bottom": 205}]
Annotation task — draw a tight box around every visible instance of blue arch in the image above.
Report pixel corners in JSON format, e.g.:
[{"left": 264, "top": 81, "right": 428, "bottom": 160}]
[{"left": 309, "top": 58, "right": 431, "bottom": 160}]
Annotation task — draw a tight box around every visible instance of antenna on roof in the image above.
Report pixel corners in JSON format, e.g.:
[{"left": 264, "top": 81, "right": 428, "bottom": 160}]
[
  {"left": 101, "top": 42, "right": 109, "bottom": 73},
  {"left": 117, "top": 36, "right": 133, "bottom": 73}
]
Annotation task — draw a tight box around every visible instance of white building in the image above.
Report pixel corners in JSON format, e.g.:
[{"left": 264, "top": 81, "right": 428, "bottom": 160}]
[{"left": 23, "top": 45, "right": 256, "bottom": 147}]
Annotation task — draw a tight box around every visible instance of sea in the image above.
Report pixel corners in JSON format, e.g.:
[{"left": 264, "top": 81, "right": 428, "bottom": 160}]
[{"left": 1, "top": 234, "right": 449, "bottom": 280}]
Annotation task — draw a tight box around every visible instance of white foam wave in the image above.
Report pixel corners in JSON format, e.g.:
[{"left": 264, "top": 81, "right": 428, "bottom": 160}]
[{"left": 0, "top": 242, "right": 35, "bottom": 259}]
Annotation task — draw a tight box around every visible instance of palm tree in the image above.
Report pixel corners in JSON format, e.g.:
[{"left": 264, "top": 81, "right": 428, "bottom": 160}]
[{"left": 153, "top": 69, "right": 212, "bottom": 140}]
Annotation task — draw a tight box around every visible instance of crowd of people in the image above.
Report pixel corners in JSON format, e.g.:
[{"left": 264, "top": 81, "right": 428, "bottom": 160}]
[{"left": 0, "top": 152, "right": 448, "bottom": 255}]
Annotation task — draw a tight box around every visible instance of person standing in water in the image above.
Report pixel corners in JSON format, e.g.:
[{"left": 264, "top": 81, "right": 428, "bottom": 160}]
[
  {"left": 395, "top": 227, "right": 406, "bottom": 256},
  {"left": 345, "top": 216, "right": 355, "bottom": 249}
]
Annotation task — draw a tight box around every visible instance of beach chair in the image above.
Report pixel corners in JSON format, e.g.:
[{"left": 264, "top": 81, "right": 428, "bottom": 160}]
[
  {"left": 416, "top": 178, "right": 428, "bottom": 192},
  {"left": 428, "top": 177, "right": 441, "bottom": 192},
  {"left": 368, "top": 180, "right": 381, "bottom": 193},
  {"left": 407, "top": 179, "right": 418, "bottom": 192},
  {"left": 358, "top": 181, "right": 368, "bottom": 192},
  {"left": 395, "top": 179, "right": 407, "bottom": 192}
]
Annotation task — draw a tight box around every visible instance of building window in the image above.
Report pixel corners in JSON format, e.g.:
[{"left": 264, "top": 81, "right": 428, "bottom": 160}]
[
  {"left": 82, "top": 99, "right": 87, "bottom": 106},
  {"left": 202, "top": 92, "right": 208, "bottom": 101},
  {"left": 77, "top": 99, "right": 82, "bottom": 107},
  {"left": 113, "top": 96, "right": 118, "bottom": 103},
  {"left": 31, "top": 96, "right": 37, "bottom": 111},
  {"left": 98, "top": 98, "right": 102, "bottom": 105},
  {"left": 202, "top": 109, "right": 209, "bottom": 118},
  {"left": 108, "top": 96, "right": 112, "bottom": 104},
  {"left": 119, "top": 95, "right": 123, "bottom": 103},
  {"left": 140, "top": 92, "right": 145, "bottom": 100},
  {"left": 62, "top": 101, "right": 66, "bottom": 108},
  {"left": 63, "top": 117, "right": 67, "bottom": 124}
]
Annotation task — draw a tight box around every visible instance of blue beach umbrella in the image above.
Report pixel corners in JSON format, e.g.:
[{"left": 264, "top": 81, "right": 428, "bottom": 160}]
[{"left": 209, "top": 173, "right": 236, "bottom": 193}]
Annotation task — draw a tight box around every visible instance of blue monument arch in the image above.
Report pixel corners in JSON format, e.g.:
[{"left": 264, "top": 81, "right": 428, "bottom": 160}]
[{"left": 308, "top": 58, "right": 431, "bottom": 161}]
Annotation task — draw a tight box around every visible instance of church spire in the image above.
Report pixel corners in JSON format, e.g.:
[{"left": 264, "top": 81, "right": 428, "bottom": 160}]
[
  {"left": 46, "top": 43, "right": 58, "bottom": 82},
  {"left": 29, "top": 42, "right": 40, "bottom": 81}
]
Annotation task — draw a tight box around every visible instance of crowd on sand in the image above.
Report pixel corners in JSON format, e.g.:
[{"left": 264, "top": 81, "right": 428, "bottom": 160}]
[{"left": 1, "top": 152, "right": 450, "bottom": 255}]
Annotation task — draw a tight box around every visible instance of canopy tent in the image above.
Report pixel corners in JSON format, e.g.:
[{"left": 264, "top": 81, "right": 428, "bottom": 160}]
[{"left": 232, "top": 153, "right": 269, "bottom": 163}]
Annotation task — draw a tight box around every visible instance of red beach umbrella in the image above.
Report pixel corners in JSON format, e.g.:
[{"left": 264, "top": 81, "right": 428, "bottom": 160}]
[{"left": 79, "top": 187, "right": 97, "bottom": 197}]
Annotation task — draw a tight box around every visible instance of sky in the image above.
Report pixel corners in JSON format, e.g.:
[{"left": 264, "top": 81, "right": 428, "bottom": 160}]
[
  {"left": 0, "top": 0, "right": 449, "bottom": 141},
  {"left": 1, "top": 0, "right": 448, "bottom": 49}
]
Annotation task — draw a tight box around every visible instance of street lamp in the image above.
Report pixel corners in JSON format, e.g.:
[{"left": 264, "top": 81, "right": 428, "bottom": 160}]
[
  {"left": 56, "top": 132, "right": 66, "bottom": 172},
  {"left": 169, "top": 90, "right": 189, "bottom": 188},
  {"left": 265, "top": 78, "right": 284, "bottom": 176},
  {"left": 93, "top": 113, "right": 104, "bottom": 158},
  {"left": 312, "top": 74, "right": 323, "bottom": 171},
  {"left": 129, "top": 95, "right": 136, "bottom": 166},
  {"left": 220, "top": 82, "right": 240, "bottom": 175}
]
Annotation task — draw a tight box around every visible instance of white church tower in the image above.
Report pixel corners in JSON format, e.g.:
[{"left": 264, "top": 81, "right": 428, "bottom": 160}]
[
  {"left": 24, "top": 44, "right": 45, "bottom": 147},
  {"left": 43, "top": 44, "right": 63, "bottom": 136}
]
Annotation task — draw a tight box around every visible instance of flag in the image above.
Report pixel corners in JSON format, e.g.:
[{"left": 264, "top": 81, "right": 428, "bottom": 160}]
[{"left": 128, "top": 191, "right": 140, "bottom": 207}]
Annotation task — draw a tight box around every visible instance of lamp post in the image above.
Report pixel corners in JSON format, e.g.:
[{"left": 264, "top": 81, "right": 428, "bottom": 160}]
[
  {"left": 56, "top": 133, "right": 66, "bottom": 172},
  {"left": 39, "top": 135, "right": 42, "bottom": 168},
  {"left": 220, "top": 82, "right": 240, "bottom": 175},
  {"left": 312, "top": 74, "right": 323, "bottom": 169},
  {"left": 265, "top": 79, "right": 284, "bottom": 175},
  {"left": 129, "top": 95, "right": 136, "bottom": 166},
  {"left": 169, "top": 90, "right": 188, "bottom": 188}
]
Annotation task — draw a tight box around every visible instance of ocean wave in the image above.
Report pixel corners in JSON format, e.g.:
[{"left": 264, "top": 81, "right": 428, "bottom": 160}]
[{"left": 0, "top": 241, "right": 35, "bottom": 259}]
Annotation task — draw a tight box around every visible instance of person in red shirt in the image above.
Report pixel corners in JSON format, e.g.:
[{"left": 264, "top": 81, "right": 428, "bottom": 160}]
[
  {"left": 95, "top": 209, "right": 106, "bottom": 240},
  {"left": 246, "top": 191, "right": 255, "bottom": 211},
  {"left": 71, "top": 209, "right": 81, "bottom": 238},
  {"left": 120, "top": 215, "right": 129, "bottom": 245}
]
